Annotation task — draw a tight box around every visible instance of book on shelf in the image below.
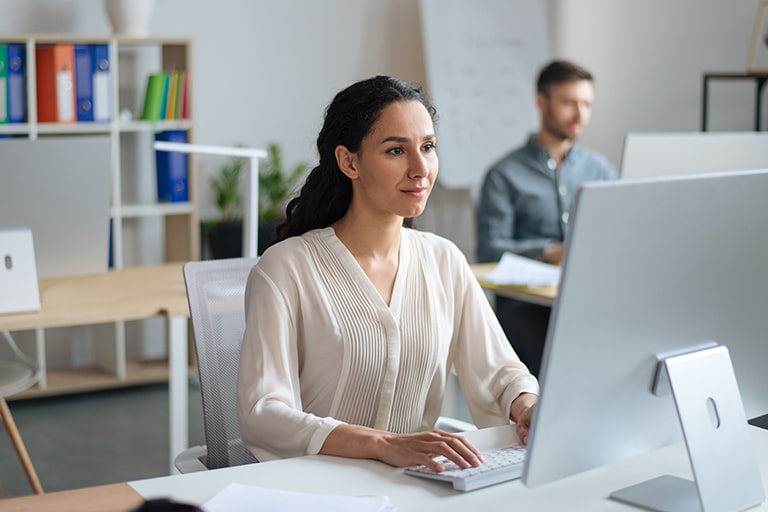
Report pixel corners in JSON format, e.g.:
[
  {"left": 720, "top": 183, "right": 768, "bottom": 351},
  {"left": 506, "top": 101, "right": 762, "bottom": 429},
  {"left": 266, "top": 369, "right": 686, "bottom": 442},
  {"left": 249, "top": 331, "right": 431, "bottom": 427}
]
[
  {"left": 7, "top": 43, "right": 27, "bottom": 123},
  {"left": 164, "top": 71, "right": 178, "bottom": 120},
  {"left": 140, "top": 70, "right": 188, "bottom": 121},
  {"left": 158, "top": 72, "right": 171, "bottom": 120},
  {"left": 73, "top": 44, "right": 112, "bottom": 123},
  {"left": 74, "top": 44, "right": 94, "bottom": 122},
  {"left": 177, "top": 71, "right": 188, "bottom": 119},
  {"left": 141, "top": 72, "right": 166, "bottom": 121},
  {"left": 90, "top": 44, "right": 110, "bottom": 122},
  {"left": 155, "top": 130, "right": 189, "bottom": 202},
  {"left": 35, "top": 44, "right": 76, "bottom": 123},
  {"left": 181, "top": 71, "right": 189, "bottom": 119}
]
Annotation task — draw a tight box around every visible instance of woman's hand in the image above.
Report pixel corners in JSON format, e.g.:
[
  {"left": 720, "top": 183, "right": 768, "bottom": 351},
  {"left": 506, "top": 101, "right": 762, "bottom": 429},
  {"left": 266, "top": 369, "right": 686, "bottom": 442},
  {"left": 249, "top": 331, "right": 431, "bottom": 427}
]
[
  {"left": 321, "top": 424, "right": 484, "bottom": 472},
  {"left": 510, "top": 392, "right": 537, "bottom": 445},
  {"left": 375, "top": 429, "right": 484, "bottom": 471}
]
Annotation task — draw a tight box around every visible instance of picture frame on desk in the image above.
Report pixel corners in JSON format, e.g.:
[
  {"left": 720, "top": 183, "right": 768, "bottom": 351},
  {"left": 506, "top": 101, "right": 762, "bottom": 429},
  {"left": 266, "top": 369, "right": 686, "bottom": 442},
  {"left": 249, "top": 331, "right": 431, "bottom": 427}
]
[{"left": 747, "top": 0, "right": 768, "bottom": 72}]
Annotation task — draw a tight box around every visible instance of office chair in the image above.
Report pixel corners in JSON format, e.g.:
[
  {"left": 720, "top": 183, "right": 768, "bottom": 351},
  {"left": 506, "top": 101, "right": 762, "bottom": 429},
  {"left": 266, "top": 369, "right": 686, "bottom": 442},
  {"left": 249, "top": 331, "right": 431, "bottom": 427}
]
[
  {"left": 0, "top": 331, "right": 44, "bottom": 494},
  {"left": 174, "top": 256, "right": 475, "bottom": 473},
  {"left": 175, "top": 257, "right": 261, "bottom": 473}
]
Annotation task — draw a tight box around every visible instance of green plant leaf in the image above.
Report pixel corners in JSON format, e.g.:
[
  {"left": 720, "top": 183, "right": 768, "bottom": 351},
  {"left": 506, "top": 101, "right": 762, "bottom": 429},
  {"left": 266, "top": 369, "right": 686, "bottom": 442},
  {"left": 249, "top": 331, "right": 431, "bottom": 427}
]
[
  {"left": 209, "top": 153, "right": 246, "bottom": 221},
  {"left": 258, "top": 142, "right": 308, "bottom": 221}
]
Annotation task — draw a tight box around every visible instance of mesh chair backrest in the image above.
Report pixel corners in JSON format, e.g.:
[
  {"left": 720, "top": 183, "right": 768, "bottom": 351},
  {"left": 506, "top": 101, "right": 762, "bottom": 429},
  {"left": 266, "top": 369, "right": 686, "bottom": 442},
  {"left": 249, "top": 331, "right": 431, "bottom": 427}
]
[{"left": 183, "top": 257, "right": 260, "bottom": 469}]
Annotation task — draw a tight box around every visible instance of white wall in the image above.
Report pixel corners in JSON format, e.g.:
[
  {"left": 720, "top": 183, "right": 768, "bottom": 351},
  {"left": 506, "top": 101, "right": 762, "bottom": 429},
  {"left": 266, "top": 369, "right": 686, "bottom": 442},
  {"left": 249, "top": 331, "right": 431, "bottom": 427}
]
[
  {"left": 2, "top": 0, "right": 761, "bottom": 364},
  {"left": 0, "top": 0, "right": 426, "bottom": 223},
  {"left": 2, "top": 0, "right": 760, "bottom": 247},
  {"left": 1, "top": 0, "right": 428, "bottom": 365},
  {"left": 551, "top": 0, "right": 762, "bottom": 168}
]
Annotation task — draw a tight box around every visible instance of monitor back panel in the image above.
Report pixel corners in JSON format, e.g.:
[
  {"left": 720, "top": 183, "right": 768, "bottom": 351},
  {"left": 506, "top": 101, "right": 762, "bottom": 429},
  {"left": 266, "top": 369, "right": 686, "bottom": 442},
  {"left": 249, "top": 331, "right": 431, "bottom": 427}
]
[
  {"left": 523, "top": 169, "right": 768, "bottom": 486},
  {"left": 0, "top": 229, "right": 41, "bottom": 314},
  {"left": 620, "top": 131, "right": 768, "bottom": 179},
  {"left": 0, "top": 136, "right": 111, "bottom": 278}
]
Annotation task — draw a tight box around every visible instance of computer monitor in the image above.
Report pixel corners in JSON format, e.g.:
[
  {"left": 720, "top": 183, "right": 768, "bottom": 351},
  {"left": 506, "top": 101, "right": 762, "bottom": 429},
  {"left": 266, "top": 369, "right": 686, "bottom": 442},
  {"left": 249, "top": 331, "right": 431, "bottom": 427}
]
[
  {"left": 0, "top": 136, "right": 111, "bottom": 278},
  {"left": 620, "top": 131, "right": 768, "bottom": 179},
  {"left": 522, "top": 169, "right": 768, "bottom": 511}
]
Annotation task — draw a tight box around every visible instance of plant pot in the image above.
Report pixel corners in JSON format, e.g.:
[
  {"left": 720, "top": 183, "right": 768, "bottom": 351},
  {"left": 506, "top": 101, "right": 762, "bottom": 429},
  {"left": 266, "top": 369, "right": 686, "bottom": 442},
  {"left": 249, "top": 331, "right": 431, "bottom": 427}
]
[
  {"left": 206, "top": 220, "right": 243, "bottom": 260},
  {"left": 203, "top": 219, "right": 281, "bottom": 259}
]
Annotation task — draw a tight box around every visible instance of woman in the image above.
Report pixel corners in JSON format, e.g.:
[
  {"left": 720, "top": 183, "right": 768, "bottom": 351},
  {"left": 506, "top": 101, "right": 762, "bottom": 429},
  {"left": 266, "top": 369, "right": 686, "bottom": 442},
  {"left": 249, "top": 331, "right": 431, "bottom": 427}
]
[{"left": 237, "top": 76, "right": 538, "bottom": 472}]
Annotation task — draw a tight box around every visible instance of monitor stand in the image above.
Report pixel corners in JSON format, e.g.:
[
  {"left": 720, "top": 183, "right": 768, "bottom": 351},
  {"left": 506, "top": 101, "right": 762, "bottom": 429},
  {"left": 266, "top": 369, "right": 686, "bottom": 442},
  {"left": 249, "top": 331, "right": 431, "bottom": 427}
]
[
  {"left": 610, "top": 345, "right": 765, "bottom": 512},
  {"left": 749, "top": 413, "right": 768, "bottom": 430}
]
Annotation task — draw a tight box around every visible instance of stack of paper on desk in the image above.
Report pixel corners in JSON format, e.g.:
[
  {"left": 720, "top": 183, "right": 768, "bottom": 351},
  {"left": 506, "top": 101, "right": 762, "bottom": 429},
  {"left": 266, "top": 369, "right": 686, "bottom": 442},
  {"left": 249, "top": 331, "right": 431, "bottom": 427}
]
[
  {"left": 203, "top": 482, "right": 398, "bottom": 512},
  {"left": 481, "top": 252, "right": 561, "bottom": 288}
]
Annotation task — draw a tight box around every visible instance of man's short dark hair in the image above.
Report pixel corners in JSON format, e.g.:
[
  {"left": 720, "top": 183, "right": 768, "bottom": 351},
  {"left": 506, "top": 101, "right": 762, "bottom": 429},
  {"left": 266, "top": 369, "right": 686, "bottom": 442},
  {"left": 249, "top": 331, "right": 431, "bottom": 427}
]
[{"left": 536, "top": 60, "right": 593, "bottom": 95}]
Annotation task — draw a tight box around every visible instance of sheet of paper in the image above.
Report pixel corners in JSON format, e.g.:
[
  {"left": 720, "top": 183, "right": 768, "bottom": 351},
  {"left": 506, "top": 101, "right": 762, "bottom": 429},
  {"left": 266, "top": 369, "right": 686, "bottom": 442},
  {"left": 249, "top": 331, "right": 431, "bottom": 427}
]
[
  {"left": 481, "top": 252, "right": 561, "bottom": 288},
  {"left": 203, "top": 482, "right": 398, "bottom": 512}
]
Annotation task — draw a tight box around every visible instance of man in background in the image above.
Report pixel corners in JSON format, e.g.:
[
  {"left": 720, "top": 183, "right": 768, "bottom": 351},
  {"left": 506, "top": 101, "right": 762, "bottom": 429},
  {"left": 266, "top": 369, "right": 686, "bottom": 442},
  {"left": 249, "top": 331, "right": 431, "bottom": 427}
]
[{"left": 475, "top": 59, "right": 617, "bottom": 374}]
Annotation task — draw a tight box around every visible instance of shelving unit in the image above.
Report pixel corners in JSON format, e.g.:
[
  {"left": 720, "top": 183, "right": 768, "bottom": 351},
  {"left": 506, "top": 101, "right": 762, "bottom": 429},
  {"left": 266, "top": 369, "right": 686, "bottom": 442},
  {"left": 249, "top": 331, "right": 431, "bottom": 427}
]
[
  {"left": 0, "top": 34, "right": 197, "bottom": 397},
  {"left": 701, "top": 71, "right": 768, "bottom": 131}
]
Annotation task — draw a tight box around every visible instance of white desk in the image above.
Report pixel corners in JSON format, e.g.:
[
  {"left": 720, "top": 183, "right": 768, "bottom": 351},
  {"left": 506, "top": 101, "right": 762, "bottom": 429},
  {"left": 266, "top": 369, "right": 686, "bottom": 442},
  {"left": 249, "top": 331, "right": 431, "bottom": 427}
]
[
  {"left": 470, "top": 263, "right": 556, "bottom": 307},
  {"left": 128, "top": 425, "right": 768, "bottom": 511},
  {"left": 6, "top": 425, "right": 768, "bottom": 511}
]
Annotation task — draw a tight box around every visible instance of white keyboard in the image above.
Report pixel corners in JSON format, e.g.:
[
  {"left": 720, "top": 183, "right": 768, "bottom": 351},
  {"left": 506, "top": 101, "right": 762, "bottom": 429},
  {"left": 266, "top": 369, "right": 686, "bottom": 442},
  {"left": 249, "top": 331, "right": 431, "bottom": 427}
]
[{"left": 403, "top": 444, "right": 526, "bottom": 492}]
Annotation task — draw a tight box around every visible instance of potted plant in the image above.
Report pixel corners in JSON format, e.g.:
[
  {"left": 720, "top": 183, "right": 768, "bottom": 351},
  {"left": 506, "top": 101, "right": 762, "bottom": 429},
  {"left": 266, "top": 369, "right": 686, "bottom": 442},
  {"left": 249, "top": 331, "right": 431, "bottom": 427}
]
[
  {"left": 205, "top": 153, "right": 246, "bottom": 259},
  {"left": 258, "top": 143, "right": 308, "bottom": 250},
  {"left": 204, "top": 142, "right": 307, "bottom": 258}
]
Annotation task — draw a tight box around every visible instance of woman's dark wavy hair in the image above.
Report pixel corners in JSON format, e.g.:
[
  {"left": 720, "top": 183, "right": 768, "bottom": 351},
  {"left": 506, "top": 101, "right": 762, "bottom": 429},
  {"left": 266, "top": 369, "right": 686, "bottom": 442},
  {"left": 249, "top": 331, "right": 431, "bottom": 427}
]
[{"left": 272, "top": 75, "right": 437, "bottom": 245}]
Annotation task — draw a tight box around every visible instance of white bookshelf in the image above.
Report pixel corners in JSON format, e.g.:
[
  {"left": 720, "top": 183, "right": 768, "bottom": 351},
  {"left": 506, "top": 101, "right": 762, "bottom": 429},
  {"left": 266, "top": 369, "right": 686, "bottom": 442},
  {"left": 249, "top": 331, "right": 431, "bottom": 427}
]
[{"left": 0, "top": 34, "right": 197, "bottom": 396}]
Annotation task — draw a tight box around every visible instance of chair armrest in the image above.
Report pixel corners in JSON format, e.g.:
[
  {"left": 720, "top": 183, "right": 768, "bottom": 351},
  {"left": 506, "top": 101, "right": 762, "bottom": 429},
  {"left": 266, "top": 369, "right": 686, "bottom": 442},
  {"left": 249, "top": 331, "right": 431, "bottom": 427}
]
[
  {"left": 436, "top": 415, "right": 477, "bottom": 433},
  {"left": 174, "top": 445, "right": 208, "bottom": 473}
]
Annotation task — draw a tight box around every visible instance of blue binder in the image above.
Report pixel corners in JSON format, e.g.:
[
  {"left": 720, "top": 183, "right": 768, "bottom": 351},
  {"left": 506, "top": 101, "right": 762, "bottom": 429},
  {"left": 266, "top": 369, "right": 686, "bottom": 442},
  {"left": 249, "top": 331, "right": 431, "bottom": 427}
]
[
  {"left": 7, "top": 44, "right": 26, "bottom": 123},
  {"left": 74, "top": 44, "right": 94, "bottom": 122},
  {"left": 155, "top": 130, "right": 189, "bottom": 202},
  {"left": 90, "top": 44, "right": 110, "bottom": 122},
  {"left": 0, "top": 43, "right": 7, "bottom": 124}
]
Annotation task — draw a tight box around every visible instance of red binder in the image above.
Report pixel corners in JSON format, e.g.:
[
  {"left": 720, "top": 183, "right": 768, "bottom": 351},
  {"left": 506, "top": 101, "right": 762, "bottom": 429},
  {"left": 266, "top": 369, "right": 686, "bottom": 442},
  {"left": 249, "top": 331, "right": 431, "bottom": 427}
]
[{"left": 35, "top": 44, "right": 76, "bottom": 123}]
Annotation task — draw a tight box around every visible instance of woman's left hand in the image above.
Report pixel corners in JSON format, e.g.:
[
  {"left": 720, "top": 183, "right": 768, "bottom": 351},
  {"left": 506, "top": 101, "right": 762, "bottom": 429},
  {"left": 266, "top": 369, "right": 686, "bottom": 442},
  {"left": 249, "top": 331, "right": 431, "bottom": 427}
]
[{"left": 510, "top": 392, "right": 537, "bottom": 445}]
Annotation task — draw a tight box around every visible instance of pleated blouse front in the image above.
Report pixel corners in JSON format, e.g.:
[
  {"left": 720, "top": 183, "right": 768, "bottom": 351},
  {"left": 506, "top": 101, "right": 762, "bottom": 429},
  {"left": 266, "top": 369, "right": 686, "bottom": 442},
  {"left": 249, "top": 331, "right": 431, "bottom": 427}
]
[{"left": 238, "top": 227, "right": 538, "bottom": 462}]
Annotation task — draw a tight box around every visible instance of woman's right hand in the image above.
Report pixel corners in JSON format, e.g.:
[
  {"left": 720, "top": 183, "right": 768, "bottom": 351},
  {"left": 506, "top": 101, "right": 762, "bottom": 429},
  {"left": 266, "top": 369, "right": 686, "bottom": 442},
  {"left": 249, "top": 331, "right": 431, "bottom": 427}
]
[
  {"left": 321, "top": 424, "right": 484, "bottom": 472},
  {"left": 375, "top": 429, "right": 485, "bottom": 471}
]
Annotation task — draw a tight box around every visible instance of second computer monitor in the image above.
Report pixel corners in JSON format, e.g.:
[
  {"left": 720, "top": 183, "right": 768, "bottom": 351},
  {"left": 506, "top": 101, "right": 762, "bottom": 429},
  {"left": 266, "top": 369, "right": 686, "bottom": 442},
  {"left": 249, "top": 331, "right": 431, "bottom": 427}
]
[{"left": 620, "top": 131, "right": 768, "bottom": 179}]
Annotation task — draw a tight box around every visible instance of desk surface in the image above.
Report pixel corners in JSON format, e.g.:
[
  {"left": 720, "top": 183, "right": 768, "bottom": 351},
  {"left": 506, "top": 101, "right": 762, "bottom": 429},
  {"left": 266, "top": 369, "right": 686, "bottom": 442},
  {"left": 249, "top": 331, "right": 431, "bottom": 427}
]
[
  {"left": 136, "top": 425, "right": 768, "bottom": 511},
  {"left": 1, "top": 482, "right": 143, "bottom": 512},
  {"left": 470, "top": 263, "right": 557, "bottom": 306},
  {"left": 8, "top": 425, "right": 768, "bottom": 511},
  {"left": 0, "top": 263, "right": 189, "bottom": 331}
]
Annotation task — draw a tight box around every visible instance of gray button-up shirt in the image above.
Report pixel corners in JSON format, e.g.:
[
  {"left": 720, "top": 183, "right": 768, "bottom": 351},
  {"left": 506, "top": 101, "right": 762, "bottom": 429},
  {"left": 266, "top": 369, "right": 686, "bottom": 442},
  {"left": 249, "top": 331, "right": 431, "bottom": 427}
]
[{"left": 476, "top": 135, "right": 617, "bottom": 263}]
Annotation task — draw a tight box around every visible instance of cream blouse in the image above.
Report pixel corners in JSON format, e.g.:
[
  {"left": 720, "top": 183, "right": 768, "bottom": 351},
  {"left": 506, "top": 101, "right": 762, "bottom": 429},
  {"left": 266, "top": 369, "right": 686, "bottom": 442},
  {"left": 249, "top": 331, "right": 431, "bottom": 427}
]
[{"left": 237, "top": 227, "right": 538, "bottom": 461}]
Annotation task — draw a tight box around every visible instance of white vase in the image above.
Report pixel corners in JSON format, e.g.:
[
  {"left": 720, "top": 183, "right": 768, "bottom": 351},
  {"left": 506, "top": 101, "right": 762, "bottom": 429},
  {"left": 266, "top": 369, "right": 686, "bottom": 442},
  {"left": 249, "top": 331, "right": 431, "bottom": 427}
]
[{"left": 105, "top": 0, "right": 155, "bottom": 36}]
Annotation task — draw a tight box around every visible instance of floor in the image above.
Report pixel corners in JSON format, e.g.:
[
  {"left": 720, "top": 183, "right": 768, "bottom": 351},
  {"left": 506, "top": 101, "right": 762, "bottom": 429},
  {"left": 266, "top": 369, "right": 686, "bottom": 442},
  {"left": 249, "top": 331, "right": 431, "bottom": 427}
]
[{"left": 0, "top": 381, "right": 205, "bottom": 498}]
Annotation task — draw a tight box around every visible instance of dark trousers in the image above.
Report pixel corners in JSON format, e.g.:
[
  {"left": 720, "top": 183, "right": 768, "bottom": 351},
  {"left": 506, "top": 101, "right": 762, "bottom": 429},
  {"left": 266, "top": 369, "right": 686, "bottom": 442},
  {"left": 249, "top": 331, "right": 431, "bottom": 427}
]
[{"left": 494, "top": 295, "right": 552, "bottom": 377}]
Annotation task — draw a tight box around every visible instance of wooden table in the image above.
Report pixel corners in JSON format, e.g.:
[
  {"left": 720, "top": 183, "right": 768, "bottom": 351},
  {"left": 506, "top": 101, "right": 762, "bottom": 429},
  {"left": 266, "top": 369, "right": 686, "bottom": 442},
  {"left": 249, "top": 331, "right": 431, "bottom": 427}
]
[
  {"left": 0, "top": 263, "right": 191, "bottom": 473},
  {"left": 0, "top": 482, "right": 143, "bottom": 512},
  {"left": 470, "top": 263, "right": 557, "bottom": 307}
]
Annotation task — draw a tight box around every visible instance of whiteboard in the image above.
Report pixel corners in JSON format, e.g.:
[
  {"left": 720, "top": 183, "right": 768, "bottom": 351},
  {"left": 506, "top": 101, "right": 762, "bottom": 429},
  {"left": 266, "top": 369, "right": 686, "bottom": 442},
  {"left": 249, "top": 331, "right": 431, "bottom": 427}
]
[
  {"left": 419, "top": 0, "right": 550, "bottom": 188},
  {"left": 620, "top": 132, "right": 768, "bottom": 179}
]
